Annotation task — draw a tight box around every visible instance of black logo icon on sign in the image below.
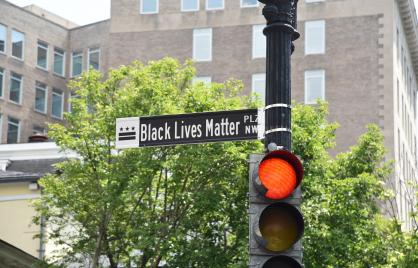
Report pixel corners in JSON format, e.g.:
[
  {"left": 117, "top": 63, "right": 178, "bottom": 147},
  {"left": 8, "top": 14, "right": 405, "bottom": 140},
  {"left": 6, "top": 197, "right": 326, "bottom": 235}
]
[{"left": 118, "top": 126, "right": 136, "bottom": 141}]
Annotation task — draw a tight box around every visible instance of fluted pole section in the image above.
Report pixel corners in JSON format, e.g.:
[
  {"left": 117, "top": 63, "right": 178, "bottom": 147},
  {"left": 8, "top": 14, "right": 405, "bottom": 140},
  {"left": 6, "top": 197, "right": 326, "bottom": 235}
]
[{"left": 260, "top": 0, "right": 299, "bottom": 151}]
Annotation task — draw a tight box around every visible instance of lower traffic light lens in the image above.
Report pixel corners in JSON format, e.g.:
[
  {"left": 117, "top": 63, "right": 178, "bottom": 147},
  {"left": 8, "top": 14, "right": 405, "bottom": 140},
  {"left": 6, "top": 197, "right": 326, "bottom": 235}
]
[
  {"left": 263, "top": 256, "right": 302, "bottom": 268},
  {"left": 258, "top": 157, "right": 297, "bottom": 199},
  {"left": 259, "top": 203, "right": 303, "bottom": 252}
]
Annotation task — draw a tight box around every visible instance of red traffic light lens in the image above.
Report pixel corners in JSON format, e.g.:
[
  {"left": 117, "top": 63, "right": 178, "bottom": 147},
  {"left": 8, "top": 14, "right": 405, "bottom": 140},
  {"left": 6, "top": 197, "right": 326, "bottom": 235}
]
[
  {"left": 258, "top": 157, "right": 297, "bottom": 199},
  {"left": 262, "top": 256, "right": 302, "bottom": 268}
]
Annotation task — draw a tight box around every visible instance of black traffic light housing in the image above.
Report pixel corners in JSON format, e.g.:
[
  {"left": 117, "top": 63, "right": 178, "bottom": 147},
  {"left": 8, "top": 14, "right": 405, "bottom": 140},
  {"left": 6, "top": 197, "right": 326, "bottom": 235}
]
[{"left": 249, "top": 151, "right": 304, "bottom": 268}]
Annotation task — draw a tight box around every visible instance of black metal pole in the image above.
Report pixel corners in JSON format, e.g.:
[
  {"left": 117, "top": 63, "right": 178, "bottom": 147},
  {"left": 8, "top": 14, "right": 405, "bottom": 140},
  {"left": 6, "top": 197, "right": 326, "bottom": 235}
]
[{"left": 259, "top": 0, "right": 299, "bottom": 151}]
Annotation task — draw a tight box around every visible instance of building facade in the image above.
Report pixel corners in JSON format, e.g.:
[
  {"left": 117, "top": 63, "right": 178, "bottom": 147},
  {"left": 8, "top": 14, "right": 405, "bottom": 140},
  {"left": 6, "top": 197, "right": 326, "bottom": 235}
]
[
  {"left": 0, "top": 0, "right": 417, "bottom": 244},
  {"left": 0, "top": 142, "right": 77, "bottom": 258}
]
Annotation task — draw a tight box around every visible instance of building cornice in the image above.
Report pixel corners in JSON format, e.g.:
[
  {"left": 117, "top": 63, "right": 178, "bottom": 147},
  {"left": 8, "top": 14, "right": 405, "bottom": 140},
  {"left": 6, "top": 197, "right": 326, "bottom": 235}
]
[
  {"left": 398, "top": 0, "right": 418, "bottom": 75},
  {"left": 0, "top": 142, "right": 78, "bottom": 161},
  {"left": 1, "top": 0, "right": 74, "bottom": 30}
]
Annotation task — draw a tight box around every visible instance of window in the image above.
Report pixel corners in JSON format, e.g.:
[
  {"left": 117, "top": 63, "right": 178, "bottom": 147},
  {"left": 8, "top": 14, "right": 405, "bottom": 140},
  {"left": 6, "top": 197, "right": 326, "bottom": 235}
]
[
  {"left": 11, "top": 29, "right": 24, "bottom": 60},
  {"left": 54, "top": 48, "right": 65, "bottom": 76},
  {"left": 252, "top": 73, "right": 266, "bottom": 104},
  {"left": 33, "top": 125, "right": 45, "bottom": 135},
  {"left": 0, "top": 68, "right": 4, "bottom": 97},
  {"left": 305, "top": 70, "right": 325, "bottom": 104},
  {"left": 206, "top": 0, "right": 224, "bottom": 10},
  {"left": 88, "top": 48, "right": 100, "bottom": 70},
  {"left": 68, "top": 92, "right": 78, "bottom": 113},
  {"left": 35, "top": 82, "right": 47, "bottom": 113},
  {"left": 193, "top": 28, "right": 212, "bottom": 62},
  {"left": 253, "top": 25, "right": 266, "bottom": 58},
  {"left": 7, "top": 117, "right": 19, "bottom": 144},
  {"left": 52, "top": 89, "right": 63, "bottom": 119},
  {"left": 33, "top": 125, "right": 45, "bottom": 136},
  {"left": 241, "top": 0, "right": 258, "bottom": 7},
  {"left": 305, "top": 20, "right": 325, "bottom": 55},
  {"left": 140, "top": 0, "right": 158, "bottom": 14},
  {"left": 0, "top": 24, "right": 6, "bottom": 53},
  {"left": 9, "top": 73, "right": 22, "bottom": 104},
  {"left": 72, "top": 52, "right": 83, "bottom": 77},
  {"left": 182, "top": 0, "right": 199, "bottom": 11},
  {"left": 193, "top": 76, "right": 211, "bottom": 84},
  {"left": 37, "top": 41, "right": 48, "bottom": 70},
  {"left": 397, "top": 79, "right": 400, "bottom": 115}
]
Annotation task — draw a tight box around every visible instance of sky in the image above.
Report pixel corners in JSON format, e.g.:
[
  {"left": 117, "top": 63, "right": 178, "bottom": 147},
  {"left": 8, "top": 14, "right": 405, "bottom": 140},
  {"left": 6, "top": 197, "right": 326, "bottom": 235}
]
[
  {"left": 6, "top": 0, "right": 111, "bottom": 25},
  {"left": 6, "top": 0, "right": 418, "bottom": 26}
]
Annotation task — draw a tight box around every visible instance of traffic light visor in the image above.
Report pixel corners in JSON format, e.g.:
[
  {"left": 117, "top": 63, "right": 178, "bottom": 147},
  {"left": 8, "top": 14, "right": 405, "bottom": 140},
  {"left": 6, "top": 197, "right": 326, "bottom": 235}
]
[
  {"left": 262, "top": 255, "right": 302, "bottom": 268},
  {"left": 257, "top": 150, "right": 303, "bottom": 200}
]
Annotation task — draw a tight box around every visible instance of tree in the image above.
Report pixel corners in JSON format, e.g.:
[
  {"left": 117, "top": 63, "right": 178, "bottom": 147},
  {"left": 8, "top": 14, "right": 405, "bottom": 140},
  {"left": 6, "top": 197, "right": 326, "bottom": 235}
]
[
  {"left": 34, "top": 58, "right": 416, "bottom": 267},
  {"left": 34, "top": 58, "right": 261, "bottom": 268},
  {"left": 293, "top": 103, "right": 416, "bottom": 267}
]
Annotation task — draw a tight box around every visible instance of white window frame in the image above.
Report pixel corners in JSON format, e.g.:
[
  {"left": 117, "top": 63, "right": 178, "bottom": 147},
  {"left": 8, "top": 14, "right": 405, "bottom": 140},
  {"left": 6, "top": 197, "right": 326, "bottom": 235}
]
[
  {"left": 305, "top": 20, "right": 325, "bottom": 55},
  {"left": 7, "top": 117, "right": 20, "bottom": 144},
  {"left": 193, "top": 76, "right": 212, "bottom": 84},
  {"left": 193, "top": 28, "right": 212, "bottom": 62},
  {"left": 34, "top": 82, "right": 47, "bottom": 114},
  {"left": 181, "top": 0, "right": 199, "bottom": 12},
  {"left": 305, "top": 0, "right": 325, "bottom": 3},
  {"left": 206, "top": 0, "right": 224, "bottom": 10},
  {"left": 11, "top": 29, "right": 25, "bottom": 61},
  {"left": 0, "top": 113, "right": 2, "bottom": 143},
  {"left": 304, "top": 70, "right": 325, "bottom": 104},
  {"left": 0, "top": 68, "right": 4, "bottom": 98},
  {"left": 252, "top": 24, "right": 266, "bottom": 59},
  {"left": 140, "top": 0, "right": 159, "bottom": 14},
  {"left": 51, "top": 89, "right": 64, "bottom": 119},
  {"left": 252, "top": 73, "right": 266, "bottom": 104},
  {"left": 71, "top": 51, "right": 83, "bottom": 77},
  {"left": 37, "top": 41, "right": 49, "bottom": 70},
  {"left": 0, "top": 24, "right": 6, "bottom": 54},
  {"left": 9, "top": 72, "right": 22, "bottom": 104},
  {"left": 88, "top": 48, "right": 101, "bottom": 71},
  {"left": 53, "top": 47, "right": 65, "bottom": 77},
  {"left": 68, "top": 92, "right": 79, "bottom": 113},
  {"left": 241, "top": 0, "right": 259, "bottom": 8}
]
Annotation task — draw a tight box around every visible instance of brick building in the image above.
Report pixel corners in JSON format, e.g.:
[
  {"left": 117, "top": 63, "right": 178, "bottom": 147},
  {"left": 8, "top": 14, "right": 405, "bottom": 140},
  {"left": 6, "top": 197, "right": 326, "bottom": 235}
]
[{"left": 0, "top": 0, "right": 417, "bottom": 244}]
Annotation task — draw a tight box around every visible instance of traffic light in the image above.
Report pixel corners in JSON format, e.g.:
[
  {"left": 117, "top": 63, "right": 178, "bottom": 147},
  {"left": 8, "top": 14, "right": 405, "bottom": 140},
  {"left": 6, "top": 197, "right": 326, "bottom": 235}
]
[{"left": 249, "top": 150, "right": 304, "bottom": 267}]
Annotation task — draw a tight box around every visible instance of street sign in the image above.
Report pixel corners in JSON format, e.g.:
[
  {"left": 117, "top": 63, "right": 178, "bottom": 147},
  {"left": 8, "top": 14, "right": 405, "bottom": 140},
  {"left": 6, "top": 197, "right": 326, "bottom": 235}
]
[{"left": 116, "top": 109, "right": 264, "bottom": 149}]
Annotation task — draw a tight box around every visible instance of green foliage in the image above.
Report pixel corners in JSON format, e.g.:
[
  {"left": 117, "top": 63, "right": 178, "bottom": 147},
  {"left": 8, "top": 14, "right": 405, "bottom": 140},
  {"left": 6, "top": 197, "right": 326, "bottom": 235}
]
[
  {"left": 34, "top": 58, "right": 417, "bottom": 267},
  {"left": 34, "top": 58, "right": 261, "bottom": 268}
]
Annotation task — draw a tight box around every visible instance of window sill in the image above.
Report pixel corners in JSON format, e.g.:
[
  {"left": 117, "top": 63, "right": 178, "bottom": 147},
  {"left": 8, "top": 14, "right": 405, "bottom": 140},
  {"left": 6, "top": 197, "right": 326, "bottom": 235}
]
[
  {"left": 36, "top": 66, "right": 49, "bottom": 73},
  {"left": 194, "top": 59, "right": 212, "bottom": 62},
  {"left": 181, "top": 8, "right": 199, "bottom": 12},
  {"left": 51, "top": 115, "right": 63, "bottom": 120},
  {"left": 53, "top": 72, "right": 66, "bottom": 79},
  {"left": 241, "top": 5, "right": 259, "bottom": 8},
  {"left": 8, "top": 100, "right": 22, "bottom": 106},
  {"left": 11, "top": 56, "right": 24, "bottom": 62},
  {"left": 304, "top": 52, "right": 326, "bottom": 56},
  {"left": 206, "top": 8, "right": 224, "bottom": 11},
  {"left": 140, "top": 11, "right": 159, "bottom": 15},
  {"left": 34, "top": 109, "right": 47, "bottom": 116}
]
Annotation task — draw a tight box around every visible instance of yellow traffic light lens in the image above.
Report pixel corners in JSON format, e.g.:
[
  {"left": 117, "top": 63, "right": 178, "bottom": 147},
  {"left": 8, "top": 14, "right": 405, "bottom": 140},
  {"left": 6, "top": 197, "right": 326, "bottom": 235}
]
[
  {"left": 259, "top": 203, "right": 302, "bottom": 252},
  {"left": 258, "top": 158, "right": 297, "bottom": 199}
]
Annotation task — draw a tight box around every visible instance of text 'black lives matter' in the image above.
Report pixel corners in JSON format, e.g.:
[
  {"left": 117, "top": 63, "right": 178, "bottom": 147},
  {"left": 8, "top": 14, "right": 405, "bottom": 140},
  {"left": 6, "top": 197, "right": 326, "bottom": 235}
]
[{"left": 138, "top": 109, "right": 261, "bottom": 147}]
